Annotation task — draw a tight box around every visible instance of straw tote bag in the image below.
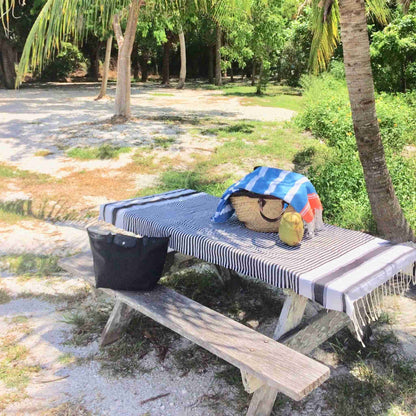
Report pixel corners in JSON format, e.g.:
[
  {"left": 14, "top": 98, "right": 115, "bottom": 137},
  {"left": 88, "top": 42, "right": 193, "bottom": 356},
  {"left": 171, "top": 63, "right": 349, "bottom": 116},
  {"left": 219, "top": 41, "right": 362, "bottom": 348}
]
[{"left": 230, "top": 190, "right": 295, "bottom": 232}]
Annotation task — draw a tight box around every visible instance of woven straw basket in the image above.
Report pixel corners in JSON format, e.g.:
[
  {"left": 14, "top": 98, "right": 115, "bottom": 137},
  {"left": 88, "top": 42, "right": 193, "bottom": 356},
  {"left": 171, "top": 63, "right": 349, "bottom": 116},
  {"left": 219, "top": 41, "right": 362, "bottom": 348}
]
[{"left": 230, "top": 191, "right": 295, "bottom": 233}]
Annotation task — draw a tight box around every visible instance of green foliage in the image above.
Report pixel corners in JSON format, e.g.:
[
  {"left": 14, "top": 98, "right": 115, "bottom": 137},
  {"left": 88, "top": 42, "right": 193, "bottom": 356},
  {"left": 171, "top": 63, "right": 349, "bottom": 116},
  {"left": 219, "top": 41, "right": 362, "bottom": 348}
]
[
  {"left": 296, "top": 74, "right": 416, "bottom": 231},
  {"left": 40, "top": 42, "right": 86, "bottom": 81},
  {"left": 277, "top": 9, "right": 312, "bottom": 86},
  {"left": 371, "top": 14, "right": 416, "bottom": 93}
]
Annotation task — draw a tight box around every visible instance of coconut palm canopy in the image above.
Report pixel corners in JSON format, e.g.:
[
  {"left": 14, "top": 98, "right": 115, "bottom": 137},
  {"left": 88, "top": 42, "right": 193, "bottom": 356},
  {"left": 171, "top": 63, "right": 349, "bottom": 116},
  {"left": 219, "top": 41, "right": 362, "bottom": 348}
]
[{"left": 308, "top": 0, "right": 390, "bottom": 72}]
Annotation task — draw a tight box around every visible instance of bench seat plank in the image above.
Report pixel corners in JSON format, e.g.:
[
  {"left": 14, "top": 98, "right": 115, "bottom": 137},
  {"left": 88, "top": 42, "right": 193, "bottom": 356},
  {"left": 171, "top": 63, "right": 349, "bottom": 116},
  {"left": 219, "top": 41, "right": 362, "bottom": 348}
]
[{"left": 60, "top": 253, "right": 329, "bottom": 401}]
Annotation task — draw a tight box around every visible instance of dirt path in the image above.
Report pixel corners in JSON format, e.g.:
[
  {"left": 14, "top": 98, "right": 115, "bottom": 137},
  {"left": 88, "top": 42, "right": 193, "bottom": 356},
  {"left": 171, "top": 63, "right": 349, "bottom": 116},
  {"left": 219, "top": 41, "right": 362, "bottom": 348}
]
[{"left": 0, "top": 84, "right": 295, "bottom": 178}]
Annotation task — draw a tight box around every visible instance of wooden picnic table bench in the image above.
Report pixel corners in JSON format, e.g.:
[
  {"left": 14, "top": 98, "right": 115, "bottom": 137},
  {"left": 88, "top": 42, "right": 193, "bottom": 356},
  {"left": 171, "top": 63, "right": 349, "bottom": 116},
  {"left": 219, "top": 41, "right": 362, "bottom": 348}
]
[
  {"left": 60, "top": 251, "right": 332, "bottom": 416},
  {"left": 61, "top": 189, "right": 416, "bottom": 415}
]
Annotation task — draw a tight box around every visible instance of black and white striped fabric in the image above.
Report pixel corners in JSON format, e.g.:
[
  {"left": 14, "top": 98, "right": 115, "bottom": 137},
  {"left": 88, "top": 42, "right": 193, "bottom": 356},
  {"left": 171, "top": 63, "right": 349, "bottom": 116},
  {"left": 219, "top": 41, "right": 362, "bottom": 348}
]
[{"left": 100, "top": 189, "right": 416, "bottom": 338}]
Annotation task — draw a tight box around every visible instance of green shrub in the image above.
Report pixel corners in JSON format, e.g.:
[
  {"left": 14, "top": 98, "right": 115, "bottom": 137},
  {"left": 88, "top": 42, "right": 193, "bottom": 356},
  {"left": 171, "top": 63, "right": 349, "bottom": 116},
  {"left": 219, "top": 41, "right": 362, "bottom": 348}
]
[
  {"left": 40, "top": 42, "right": 86, "bottom": 81},
  {"left": 297, "top": 74, "right": 416, "bottom": 152},
  {"left": 295, "top": 74, "right": 416, "bottom": 232}
]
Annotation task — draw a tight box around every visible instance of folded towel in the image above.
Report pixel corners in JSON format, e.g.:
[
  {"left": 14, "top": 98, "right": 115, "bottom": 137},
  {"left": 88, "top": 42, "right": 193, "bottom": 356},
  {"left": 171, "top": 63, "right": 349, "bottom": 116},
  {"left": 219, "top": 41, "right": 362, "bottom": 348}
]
[{"left": 212, "top": 167, "right": 323, "bottom": 233}]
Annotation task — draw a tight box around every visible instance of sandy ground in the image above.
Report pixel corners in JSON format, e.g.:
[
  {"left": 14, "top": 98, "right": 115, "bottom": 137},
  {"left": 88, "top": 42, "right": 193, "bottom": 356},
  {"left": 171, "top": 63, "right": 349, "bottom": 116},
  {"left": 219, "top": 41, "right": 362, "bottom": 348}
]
[{"left": 0, "top": 83, "right": 295, "bottom": 178}]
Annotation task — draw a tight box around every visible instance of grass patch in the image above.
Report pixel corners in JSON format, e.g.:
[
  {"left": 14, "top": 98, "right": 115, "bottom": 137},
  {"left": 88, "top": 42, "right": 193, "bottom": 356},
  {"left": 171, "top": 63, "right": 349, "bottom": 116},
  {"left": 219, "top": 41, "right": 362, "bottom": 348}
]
[
  {"left": 1, "top": 254, "right": 62, "bottom": 277},
  {"left": 0, "top": 288, "right": 11, "bottom": 304},
  {"left": 0, "top": 392, "right": 28, "bottom": 412},
  {"left": 320, "top": 328, "right": 416, "bottom": 415},
  {"left": 9, "top": 315, "right": 29, "bottom": 324},
  {"left": 57, "top": 353, "right": 76, "bottom": 365},
  {"left": 18, "top": 287, "right": 90, "bottom": 305},
  {"left": 152, "top": 136, "right": 176, "bottom": 149},
  {"left": 150, "top": 92, "right": 174, "bottom": 97},
  {"left": 0, "top": 163, "right": 49, "bottom": 181},
  {"left": 0, "top": 208, "right": 29, "bottom": 224},
  {"left": 0, "top": 335, "right": 40, "bottom": 389},
  {"left": 221, "top": 85, "right": 304, "bottom": 112},
  {"left": 66, "top": 144, "right": 131, "bottom": 160},
  {"left": 41, "top": 402, "right": 92, "bottom": 416},
  {"left": 34, "top": 149, "right": 53, "bottom": 157},
  {"left": 62, "top": 299, "right": 113, "bottom": 346},
  {"left": 138, "top": 120, "right": 317, "bottom": 198}
]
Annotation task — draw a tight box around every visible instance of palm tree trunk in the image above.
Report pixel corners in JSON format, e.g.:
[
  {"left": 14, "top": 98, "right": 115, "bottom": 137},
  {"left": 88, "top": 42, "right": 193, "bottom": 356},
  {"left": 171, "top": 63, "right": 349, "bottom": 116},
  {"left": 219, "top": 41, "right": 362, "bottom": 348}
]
[
  {"left": 95, "top": 35, "right": 113, "bottom": 101},
  {"left": 339, "top": 0, "right": 415, "bottom": 242},
  {"left": 256, "top": 60, "right": 264, "bottom": 95},
  {"left": 177, "top": 30, "right": 186, "bottom": 89},
  {"left": 113, "top": 1, "right": 142, "bottom": 119},
  {"left": 215, "top": 22, "right": 222, "bottom": 86},
  {"left": 251, "top": 60, "right": 256, "bottom": 86},
  {"left": 139, "top": 53, "right": 149, "bottom": 82}
]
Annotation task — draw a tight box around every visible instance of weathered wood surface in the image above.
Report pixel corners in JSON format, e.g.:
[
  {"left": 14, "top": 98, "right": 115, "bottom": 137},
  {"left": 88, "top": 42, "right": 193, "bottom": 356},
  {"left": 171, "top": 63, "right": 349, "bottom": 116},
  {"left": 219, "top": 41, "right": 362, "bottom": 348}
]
[
  {"left": 242, "top": 290, "right": 309, "bottom": 395},
  {"left": 273, "top": 290, "right": 308, "bottom": 340},
  {"left": 281, "top": 310, "right": 350, "bottom": 355},
  {"left": 60, "top": 253, "right": 330, "bottom": 402},
  {"left": 246, "top": 290, "right": 311, "bottom": 415},
  {"left": 100, "top": 300, "right": 135, "bottom": 347},
  {"left": 246, "top": 385, "right": 279, "bottom": 416}
]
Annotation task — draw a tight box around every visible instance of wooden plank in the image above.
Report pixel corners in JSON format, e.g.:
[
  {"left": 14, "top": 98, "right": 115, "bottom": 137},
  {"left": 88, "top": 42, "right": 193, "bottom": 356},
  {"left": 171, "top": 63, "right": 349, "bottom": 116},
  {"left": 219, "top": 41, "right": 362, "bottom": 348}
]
[
  {"left": 100, "top": 300, "right": 135, "bottom": 347},
  {"left": 60, "top": 253, "right": 329, "bottom": 402}
]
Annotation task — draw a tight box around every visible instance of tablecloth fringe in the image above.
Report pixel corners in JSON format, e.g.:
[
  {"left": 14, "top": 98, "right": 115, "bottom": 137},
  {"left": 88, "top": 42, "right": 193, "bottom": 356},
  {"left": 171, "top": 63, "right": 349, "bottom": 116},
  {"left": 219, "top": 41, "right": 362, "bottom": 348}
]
[{"left": 351, "top": 262, "right": 416, "bottom": 344}]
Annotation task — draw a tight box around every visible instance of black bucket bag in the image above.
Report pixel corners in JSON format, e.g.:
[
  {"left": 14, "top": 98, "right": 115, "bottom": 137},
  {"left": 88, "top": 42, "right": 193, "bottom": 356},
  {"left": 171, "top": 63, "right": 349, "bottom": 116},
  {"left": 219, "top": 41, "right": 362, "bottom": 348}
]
[{"left": 87, "top": 226, "right": 170, "bottom": 291}]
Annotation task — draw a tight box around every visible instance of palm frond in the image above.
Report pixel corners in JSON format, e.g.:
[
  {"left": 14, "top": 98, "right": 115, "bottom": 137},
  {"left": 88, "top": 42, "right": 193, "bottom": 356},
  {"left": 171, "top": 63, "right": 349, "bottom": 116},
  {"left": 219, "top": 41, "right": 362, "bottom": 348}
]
[
  {"left": 16, "top": 0, "right": 132, "bottom": 85},
  {"left": 309, "top": 0, "right": 340, "bottom": 73},
  {"left": 366, "top": 0, "right": 389, "bottom": 25}
]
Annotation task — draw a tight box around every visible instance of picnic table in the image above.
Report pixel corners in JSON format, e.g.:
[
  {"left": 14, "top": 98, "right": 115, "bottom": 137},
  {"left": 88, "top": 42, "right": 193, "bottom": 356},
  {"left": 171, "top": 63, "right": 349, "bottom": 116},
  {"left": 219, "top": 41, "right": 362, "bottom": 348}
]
[{"left": 60, "top": 189, "right": 416, "bottom": 416}]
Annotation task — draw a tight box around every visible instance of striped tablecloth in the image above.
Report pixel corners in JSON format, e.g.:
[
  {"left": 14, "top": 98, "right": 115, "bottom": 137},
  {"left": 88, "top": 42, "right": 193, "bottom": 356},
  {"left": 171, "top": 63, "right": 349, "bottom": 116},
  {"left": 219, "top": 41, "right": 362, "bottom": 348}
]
[{"left": 100, "top": 189, "right": 416, "bottom": 340}]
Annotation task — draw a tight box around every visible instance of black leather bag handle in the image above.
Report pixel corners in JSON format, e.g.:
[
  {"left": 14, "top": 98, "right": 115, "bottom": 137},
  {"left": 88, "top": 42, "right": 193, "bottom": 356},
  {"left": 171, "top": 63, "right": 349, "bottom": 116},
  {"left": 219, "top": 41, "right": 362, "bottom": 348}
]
[{"left": 257, "top": 198, "right": 287, "bottom": 223}]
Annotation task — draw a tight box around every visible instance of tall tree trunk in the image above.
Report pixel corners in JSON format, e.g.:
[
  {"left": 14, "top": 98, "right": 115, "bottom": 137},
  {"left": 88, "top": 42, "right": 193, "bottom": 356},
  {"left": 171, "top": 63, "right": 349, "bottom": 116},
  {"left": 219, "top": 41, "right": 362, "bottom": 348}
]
[
  {"left": 177, "top": 30, "right": 186, "bottom": 89},
  {"left": 230, "top": 64, "right": 234, "bottom": 83},
  {"left": 0, "top": 37, "right": 16, "bottom": 89},
  {"left": 113, "top": 1, "right": 142, "bottom": 119},
  {"left": 84, "top": 40, "right": 101, "bottom": 81},
  {"left": 339, "top": 0, "right": 415, "bottom": 242},
  {"left": 131, "top": 41, "right": 140, "bottom": 80},
  {"left": 251, "top": 60, "right": 256, "bottom": 86},
  {"left": 208, "top": 45, "right": 214, "bottom": 84},
  {"left": 95, "top": 35, "right": 113, "bottom": 101},
  {"left": 139, "top": 54, "right": 149, "bottom": 82},
  {"left": 162, "top": 37, "right": 172, "bottom": 86},
  {"left": 256, "top": 60, "right": 264, "bottom": 95},
  {"left": 215, "top": 22, "right": 222, "bottom": 86}
]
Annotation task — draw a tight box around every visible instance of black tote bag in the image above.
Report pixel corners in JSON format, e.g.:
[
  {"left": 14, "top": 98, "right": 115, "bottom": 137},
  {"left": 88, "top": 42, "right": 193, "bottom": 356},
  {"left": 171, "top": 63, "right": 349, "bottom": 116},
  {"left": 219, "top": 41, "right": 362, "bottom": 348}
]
[{"left": 87, "top": 226, "right": 170, "bottom": 291}]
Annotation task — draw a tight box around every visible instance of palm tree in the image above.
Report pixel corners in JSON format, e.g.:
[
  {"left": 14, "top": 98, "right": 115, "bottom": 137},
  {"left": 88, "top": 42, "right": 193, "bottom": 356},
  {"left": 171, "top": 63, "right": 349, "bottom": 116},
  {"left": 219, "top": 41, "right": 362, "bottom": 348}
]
[{"left": 309, "top": 0, "right": 415, "bottom": 243}]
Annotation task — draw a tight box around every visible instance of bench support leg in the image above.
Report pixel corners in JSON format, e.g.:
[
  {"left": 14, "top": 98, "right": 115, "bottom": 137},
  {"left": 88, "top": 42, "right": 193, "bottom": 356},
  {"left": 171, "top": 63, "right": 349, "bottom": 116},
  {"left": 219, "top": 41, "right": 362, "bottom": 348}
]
[
  {"left": 246, "top": 385, "right": 279, "bottom": 416},
  {"left": 100, "top": 300, "right": 135, "bottom": 347},
  {"left": 246, "top": 290, "right": 307, "bottom": 416}
]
